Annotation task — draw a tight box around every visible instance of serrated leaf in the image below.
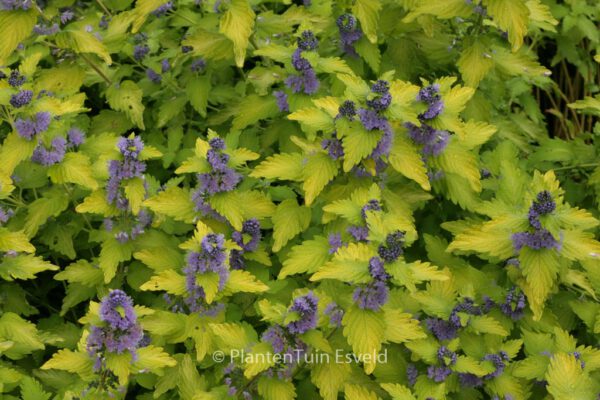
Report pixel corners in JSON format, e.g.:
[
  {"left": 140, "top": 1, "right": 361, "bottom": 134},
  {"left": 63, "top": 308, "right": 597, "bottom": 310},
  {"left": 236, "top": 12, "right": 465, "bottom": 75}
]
[
  {"left": 55, "top": 30, "right": 112, "bottom": 65},
  {"left": 133, "top": 345, "right": 177, "bottom": 374},
  {"left": 0, "top": 10, "right": 36, "bottom": 64},
  {"left": 288, "top": 107, "right": 335, "bottom": 133},
  {"left": 20, "top": 376, "right": 51, "bottom": 400},
  {"left": 546, "top": 353, "right": 594, "bottom": 400},
  {"left": 187, "top": 75, "right": 211, "bottom": 118},
  {"left": 220, "top": 0, "right": 255, "bottom": 67},
  {"left": 380, "top": 383, "right": 416, "bottom": 400},
  {"left": 485, "top": 0, "right": 530, "bottom": 51},
  {"left": 469, "top": 315, "right": 509, "bottom": 336},
  {"left": 303, "top": 152, "right": 338, "bottom": 205},
  {"left": 457, "top": 39, "right": 493, "bottom": 88},
  {"left": 41, "top": 349, "right": 94, "bottom": 378},
  {"left": 389, "top": 133, "right": 430, "bottom": 191},
  {"left": 54, "top": 260, "right": 103, "bottom": 287},
  {"left": 383, "top": 309, "right": 426, "bottom": 343},
  {"left": 272, "top": 199, "right": 311, "bottom": 252},
  {"left": 342, "top": 306, "right": 385, "bottom": 374},
  {"left": 519, "top": 247, "right": 559, "bottom": 319},
  {"left": 244, "top": 341, "right": 276, "bottom": 378},
  {"left": 106, "top": 81, "right": 145, "bottom": 129},
  {"left": 311, "top": 357, "right": 350, "bottom": 400},
  {"left": 250, "top": 153, "right": 304, "bottom": 181},
  {"left": 258, "top": 376, "right": 297, "bottom": 400},
  {"left": 0, "top": 254, "right": 58, "bottom": 281},
  {"left": 140, "top": 270, "right": 186, "bottom": 295},
  {"left": 48, "top": 153, "right": 98, "bottom": 190},
  {"left": 123, "top": 177, "right": 146, "bottom": 215},
  {"left": 99, "top": 237, "right": 133, "bottom": 283},
  {"left": 340, "top": 120, "right": 381, "bottom": 172},
  {"left": 279, "top": 236, "right": 330, "bottom": 278},
  {"left": 352, "top": 0, "right": 381, "bottom": 43},
  {"left": 144, "top": 186, "right": 196, "bottom": 223},
  {"left": 311, "top": 242, "right": 372, "bottom": 283},
  {"left": 224, "top": 269, "right": 268, "bottom": 294}
]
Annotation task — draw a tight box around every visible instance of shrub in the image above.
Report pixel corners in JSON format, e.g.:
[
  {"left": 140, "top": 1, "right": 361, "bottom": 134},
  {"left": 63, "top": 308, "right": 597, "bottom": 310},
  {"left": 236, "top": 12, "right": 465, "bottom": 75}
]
[{"left": 1, "top": 0, "right": 600, "bottom": 399}]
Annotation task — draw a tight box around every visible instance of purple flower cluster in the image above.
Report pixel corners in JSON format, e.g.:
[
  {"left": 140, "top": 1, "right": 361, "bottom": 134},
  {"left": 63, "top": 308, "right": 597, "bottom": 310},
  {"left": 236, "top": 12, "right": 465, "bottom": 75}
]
[
  {"left": 407, "top": 363, "right": 419, "bottom": 386},
  {"left": 426, "top": 298, "right": 483, "bottom": 340},
  {"left": 191, "top": 58, "right": 206, "bottom": 72},
  {"left": 60, "top": 9, "right": 75, "bottom": 24},
  {"left": 361, "top": 199, "right": 382, "bottom": 219},
  {"left": 337, "top": 14, "right": 362, "bottom": 56},
  {"left": 406, "top": 122, "right": 449, "bottom": 157},
  {"left": 356, "top": 81, "right": 394, "bottom": 159},
  {"left": 31, "top": 137, "right": 66, "bottom": 166},
  {"left": 377, "top": 230, "right": 405, "bottom": 262},
  {"left": 338, "top": 100, "right": 356, "bottom": 119},
  {"left": 7, "top": 70, "right": 25, "bottom": 87},
  {"left": 527, "top": 190, "right": 556, "bottom": 230},
  {"left": 146, "top": 68, "right": 161, "bottom": 83},
  {"left": 183, "top": 233, "right": 229, "bottom": 314},
  {"left": 273, "top": 90, "right": 289, "bottom": 112},
  {"left": 15, "top": 112, "right": 51, "bottom": 140},
  {"left": 327, "top": 233, "right": 345, "bottom": 254},
  {"left": 33, "top": 23, "right": 60, "bottom": 36},
  {"left": 499, "top": 287, "right": 526, "bottom": 320},
  {"left": 10, "top": 90, "right": 33, "bottom": 108},
  {"left": 285, "top": 31, "right": 319, "bottom": 94},
  {"left": 0, "top": 0, "right": 32, "bottom": 10},
  {"left": 161, "top": 59, "right": 170, "bottom": 72},
  {"left": 353, "top": 257, "right": 389, "bottom": 310},
  {"left": 106, "top": 136, "right": 146, "bottom": 210},
  {"left": 416, "top": 84, "right": 444, "bottom": 120},
  {"left": 67, "top": 127, "right": 86, "bottom": 147},
  {"left": 287, "top": 292, "right": 318, "bottom": 334},
  {"left": 151, "top": 1, "right": 173, "bottom": 16},
  {"left": 482, "top": 351, "right": 509, "bottom": 379},
  {"left": 262, "top": 324, "right": 309, "bottom": 379},
  {"left": 229, "top": 219, "right": 261, "bottom": 270},
  {"left": 0, "top": 207, "right": 15, "bottom": 225},
  {"left": 321, "top": 132, "right": 344, "bottom": 160},
  {"left": 324, "top": 302, "right": 344, "bottom": 327},
  {"left": 223, "top": 363, "right": 253, "bottom": 399},
  {"left": 427, "top": 346, "right": 457, "bottom": 382},
  {"left": 346, "top": 199, "right": 382, "bottom": 242},
  {"left": 86, "top": 290, "right": 144, "bottom": 370},
  {"left": 104, "top": 209, "right": 152, "bottom": 243}
]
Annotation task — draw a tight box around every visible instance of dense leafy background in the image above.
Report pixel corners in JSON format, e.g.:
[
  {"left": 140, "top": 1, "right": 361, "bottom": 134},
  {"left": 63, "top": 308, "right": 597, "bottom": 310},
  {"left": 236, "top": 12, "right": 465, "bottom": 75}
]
[{"left": 1, "top": 0, "right": 600, "bottom": 399}]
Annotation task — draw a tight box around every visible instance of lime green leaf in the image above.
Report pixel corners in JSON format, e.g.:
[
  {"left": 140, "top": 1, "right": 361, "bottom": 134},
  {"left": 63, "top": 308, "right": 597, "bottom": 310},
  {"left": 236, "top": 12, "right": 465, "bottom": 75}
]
[
  {"left": 342, "top": 306, "right": 385, "bottom": 374},
  {"left": 380, "top": 383, "right": 416, "bottom": 400},
  {"left": 311, "top": 358, "right": 350, "bottom": 400},
  {"left": 133, "top": 345, "right": 177, "bottom": 374},
  {"left": 389, "top": 133, "right": 430, "bottom": 191},
  {"left": 352, "top": 0, "right": 381, "bottom": 43},
  {"left": 131, "top": 0, "right": 166, "bottom": 32},
  {"left": 54, "top": 260, "right": 103, "bottom": 287},
  {"left": 24, "top": 189, "right": 70, "bottom": 237},
  {"left": 105, "top": 352, "right": 132, "bottom": 384},
  {"left": 48, "top": 153, "right": 99, "bottom": 190},
  {"left": 0, "top": 133, "right": 37, "bottom": 177},
  {"left": 210, "top": 323, "right": 256, "bottom": 352},
  {"left": 0, "top": 313, "right": 44, "bottom": 359},
  {"left": 469, "top": 315, "right": 509, "bottom": 336},
  {"left": 345, "top": 383, "right": 378, "bottom": 400},
  {"left": 272, "top": 199, "right": 311, "bottom": 252},
  {"left": 143, "top": 186, "right": 197, "bottom": 223},
  {"left": 355, "top": 36, "right": 381, "bottom": 73},
  {"left": 302, "top": 152, "right": 338, "bottom": 205},
  {"left": 140, "top": 270, "right": 186, "bottom": 295},
  {"left": 383, "top": 309, "right": 426, "bottom": 343},
  {"left": 403, "top": 0, "right": 472, "bottom": 21},
  {"left": 187, "top": 75, "right": 211, "bottom": 118},
  {"left": 106, "top": 81, "right": 145, "bottom": 129},
  {"left": 485, "top": 0, "right": 530, "bottom": 51},
  {"left": 288, "top": 107, "right": 335, "bottom": 134},
  {"left": 182, "top": 29, "right": 234, "bottom": 61},
  {"left": 244, "top": 341, "right": 276, "bottom": 378},
  {"left": 20, "top": 377, "right": 51, "bottom": 400},
  {"left": 0, "top": 228, "right": 35, "bottom": 253},
  {"left": 232, "top": 94, "right": 278, "bottom": 131},
  {"left": 0, "top": 10, "right": 36, "bottom": 64},
  {"left": 210, "top": 191, "right": 245, "bottom": 230},
  {"left": 0, "top": 254, "right": 58, "bottom": 281},
  {"left": 41, "top": 349, "right": 94, "bottom": 379},
  {"left": 250, "top": 153, "right": 304, "bottom": 181},
  {"left": 223, "top": 269, "right": 268, "bottom": 294},
  {"left": 519, "top": 247, "right": 559, "bottom": 319},
  {"left": 340, "top": 120, "right": 381, "bottom": 172},
  {"left": 55, "top": 30, "right": 112, "bottom": 65},
  {"left": 258, "top": 376, "right": 297, "bottom": 400},
  {"left": 220, "top": 0, "right": 255, "bottom": 67},
  {"left": 279, "top": 236, "right": 330, "bottom": 278},
  {"left": 99, "top": 238, "right": 133, "bottom": 283},
  {"left": 526, "top": 0, "right": 558, "bottom": 32},
  {"left": 123, "top": 177, "right": 146, "bottom": 215},
  {"left": 546, "top": 353, "right": 595, "bottom": 400},
  {"left": 76, "top": 189, "right": 115, "bottom": 215},
  {"left": 311, "top": 242, "right": 372, "bottom": 283},
  {"left": 457, "top": 39, "right": 494, "bottom": 88}
]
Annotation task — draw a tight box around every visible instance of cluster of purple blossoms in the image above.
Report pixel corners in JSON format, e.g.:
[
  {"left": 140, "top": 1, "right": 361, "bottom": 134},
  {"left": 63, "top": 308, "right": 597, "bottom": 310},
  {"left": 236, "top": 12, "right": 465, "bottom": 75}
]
[
  {"left": 512, "top": 191, "right": 559, "bottom": 252},
  {"left": 0, "top": 0, "right": 32, "bottom": 10},
  {"left": 223, "top": 363, "right": 253, "bottom": 399},
  {"left": 285, "top": 31, "right": 319, "bottom": 94},
  {"left": 183, "top": 233, "right": 229, "bottom": 314},
  {"left": 146, "top": 68, "right": 161, "bottom": 83},
  {"left": 321, "top": 132, "right": 344, "bottom": 160},
  {"left": 134, "top": 44, "right": 150, "bottom": 61},
  {"left": 416, "top": 84, "right": 444, "bottom": 120},
  {"left": 33, "top": 23, "right": 60, "bottom": 36},
  {"left": 86, "top": 290, "right": 144, "bottom": 370},
  {"left": 191, "top": 137, "right": 241, "bottom": 217},
  {"left": 262, "top": 324, "right": 308, "bottom": 379},
  {"left": 427, "top": 346, "right": 457, "bottom": 382},
  {"left": 357, "top": 81, "right": 393, "bottom": 159},
  {"left": 337, "top": 14, "right": 362, "bottom": 56},
  {"left": 104, "top": 209, "right": 152, "bottom": 243},
  {"left": 9, "top": 90, "right": 33, "bottom": 108},
  {"left": 482, "top": 351, "right": 510, "bottom": 379},
  {"left": 324, "top": 302, "right": 344, "bottom": 327},
  {"left": 346, "top": 199, "right": 382, "bottom": 242},
  {"left": 0, "top": 207, "right": 14, "bottom": 225},
  {"left": 426, "top": 298, "right": 483, "bottom": 340},
  {"left": 273, "top": 90, "right": 289, "bottom": 112},
  {"left": 161, "top": 59, "right": 170, "bottom": 72},
  {"left": 327, "top": 233, "right": 346, "bottom": 254},
  {"left": 31, "top": 137, "right": 66, "bottom": 166},
  {"left": 7, "top": 70, "right": 25, "bottom": 87},
  {"left": 499, "top": 287, "right": 526, "bottom": 320},
  {"left": 229, "top": 219, "right": 261, "bottom": 270},
  {"left": 60, "top": 8, "right": 75, "bottom": 24},
  {"left": 15, "top": 112, "right": 52, "bottom": 140},
  {"left": 377, "top": 230, "right": 405, "bottom": 262},
  {"left": 353, "top": 257, "right": 389, "bottom": 311},
  {"left": 151, "top": 1, "right": 173, "bottom": 16},
  {"left": 191, "top": 58, "right": 206, "bottom": 72},
  {"left": 338, "top": 100, "right": 356, "bottom": 119},
  {"left": 287, "top": 292, "right": 318, "bottom": 334},
  {"left": 407, "top": 363, "right": 419, "bottom": 386},
  {"left": 406, "top": 123, "right": 449, "bottom": 157},
  {"left": 106, "top": 136, "right": 146, "bottom": 210}
]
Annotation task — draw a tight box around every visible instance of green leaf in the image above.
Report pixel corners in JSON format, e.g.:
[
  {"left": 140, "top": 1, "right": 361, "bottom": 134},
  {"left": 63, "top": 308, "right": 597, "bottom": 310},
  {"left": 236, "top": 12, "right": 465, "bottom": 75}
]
[
  {"left": 288, "top": 107, "right": 335, "bottom": 134},
  {"left": 244, "top": 341, "right": 276, "bottom": 378},
  {"left": 250, "top": 153, "right": 304, "bottom": 181},
  {"left": 106, "top": 81, "right": 145, "bottom": 129},
  {"left": 0, "top": 10, "right": 37, "bottom": 64},
  {"left": 485, "top": 0, "right": 529, "bottom": 51},
  {"left": 55, "top": 30, "right": 112, "bottom": 65},
  {"left": 279, "top": 236, "right": 330, "bottom": 278},
  {"left": 546, "top": 353, "right": 595, "bottom": 400},
  {"left": 311, "top": 242, "right": 372, "bottom": 283},
  {"left": 123, "top": 177, "right": 146, "bottom": 215},
  {"left": 133, "top": 345, "right": 177, "bottom": 374},
  {"left": 0, "top": 254, "right": 58, "bottom": 281},
  {"left": 99, "top": 237, "right": 133, "bottom": 283},
  {"left": 340, "top": 120, "right": 381, "bottom": 172},
  {"left": 223, "top": 269, "right": 269, "bottom": 294},
  {"left": 519, "top": 247, "right": 559, "bottom": 319},
  {"left": 182, "top": 29, "right": 234, "bottom": 61},
  {"left": 187, "top": 75, "right": 211, "bottom": 118},
  {"left": 380, "top": 383, "right": 416, "bottom": 400},
  {"left": 0, "top": 228, "right": 35, "bottom": 253},
  {"left": 354, "top": 36, "right": 381, "bottom": 73},
  {"left": 232, "top": 94, "right": 278, "bottom": 131},
  {"left": 0, "top": 313, "right": 44, "bottom": 359},
  {"left": 48, "top": 153, "right": 99, "bottom": 190},
  {"left": 40, "top": 349, "right": 94, "bottom": 379},
  {"left": 219, "top": 0, "right": 255, "bottom": 67},
  {"left": 383, "top": 309, "right": 426, "bottom": 343},
  {"left": 144, "top": 186, "right": 197, "bottom": 223},
  {"left": 210, "top": 191, "right": 245, "bottom": 230},
  {"left": 352, "top": 0, "right": 381, "bottom": 43},
  {"left": 54, "top": 260, "right": 104, "bottom": 287},
  {"left": 257, "top": 376, "right": 297, "bottom": 400},
  {"left": 210, "top": 322, "right": 256, "bottom": 353},
  {"left": 302, "top": 152, "right": 338, "bottom": 205},
  {"left": 311, "top": 357, "right": 350, "bottom": 400},
  {"left": 272, "top": 199, "right": 311, "bottom": 252},
  {"left": 389, "top": 133, "right": 430, "bottom": 191},
  {"left": 24, "top": 189, "right": 70, "bottom": 237},
  {"left": 457, "top": 39, "right": 494, "bottom": 88},
  {"left": 342, "top": 306, "right": 385, "bottom": 374},
  {"left": 468, "top": 315, "right": 509, "bottom": 336},
  {"left": 403, "top": 0, "right": 472, "bottom": 21},
  {"left": 140, "top": 270, "right": 186, "bottom": 295},
  {"left": 20, "top": 377, "right": 51, "bottom": 400},
  {"left": 345, "top": 383, "right": 378, "bottom": 400}
]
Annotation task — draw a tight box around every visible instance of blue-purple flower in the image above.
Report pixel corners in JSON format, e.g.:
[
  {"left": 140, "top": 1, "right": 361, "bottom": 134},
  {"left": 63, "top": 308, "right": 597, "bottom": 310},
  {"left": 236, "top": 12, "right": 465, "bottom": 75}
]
[
  {"left": 146, "top": 68, "right": 161, "bottom": 83},
  {"left": 31, "top": 136, "right": 67, "bottom": 166},
  {"left": 133, "top": 44, "right": 150, "bottom": 61},
  {"left": 232, "top": 219, "right": 261, "bottom": 252},
  {"left": 287, "top": 292, "right": 318, "bottom": 334},
  {"left": 377, "top": 231, "right": 405, "bottom": 262},
  {"left": 417, "top": 84, "right": 444, "bottom": 120},
  {"left": 324, "top": 302, "right": 344, "bottom": 327},
  {"left": 499, "top": 287, "right": 526, "bottom": 320},
  {"left": 406, "top": 122, "right": 449, "bottom": 157},
  {"left": 273, "top": 90, "right": 289, "bottom": 112},
  {"left": 15, "top": 112, "right": 51, "bottom": 140},
  {"left": 285, "top": 32, "right": 320, "bottom": 94},
  {"left": 10, "top": 90, "right": 33, "bottom": 108},
  {"left": 337, "top": 14, "right": 362, "bottom": 56},
  {"left": 0, "top": 0, "right": 32, "bottom": 10},
  {"left": 106, "top": 136, "right": 146, "bottom": 210},
  {"left": 7, "top": 70, "right": 25, "bottom": 87}
]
